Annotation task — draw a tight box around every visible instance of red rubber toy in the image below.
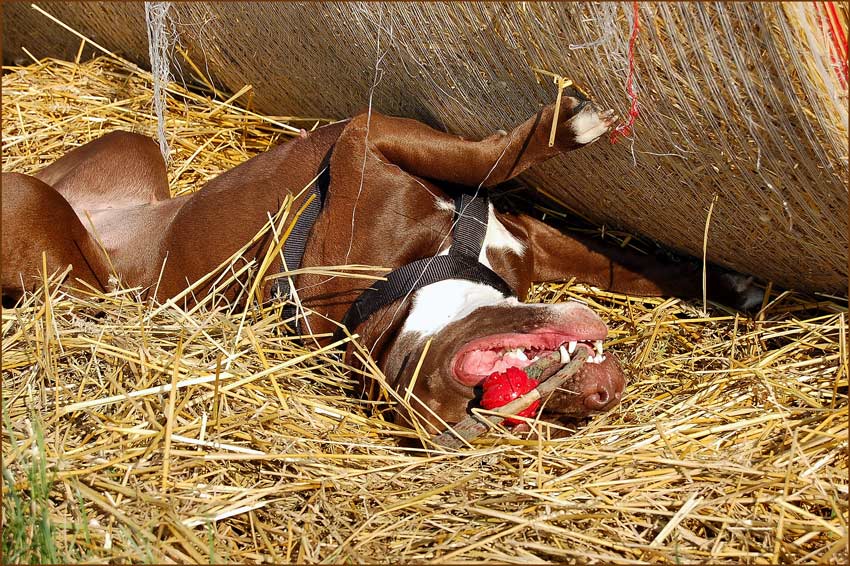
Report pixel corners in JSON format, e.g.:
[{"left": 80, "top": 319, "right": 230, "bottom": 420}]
[{"left": 480, "top": 367, "right": 541, "bottom": 425}]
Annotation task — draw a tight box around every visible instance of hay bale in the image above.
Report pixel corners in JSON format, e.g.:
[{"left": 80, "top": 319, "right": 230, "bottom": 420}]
[
  {"left": 2, "top": 54, "right": 848, "bottom": 564},
  {"left": 2, "top": 2, "right": 847, "bottom": 294}
]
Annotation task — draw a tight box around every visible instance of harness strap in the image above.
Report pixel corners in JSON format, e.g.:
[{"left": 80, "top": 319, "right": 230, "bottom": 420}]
[
  {"left": 451, "top": 192, "right": 489, "bottom": 258},
  {"left": 332, "top": 193, "right": 514, "bottom": 342},
  {"left": 271, "top": 147, "right": 332, "bottom": 326},
  {"left": 270, "top": 183, "right": 322, "bottom": 300}
]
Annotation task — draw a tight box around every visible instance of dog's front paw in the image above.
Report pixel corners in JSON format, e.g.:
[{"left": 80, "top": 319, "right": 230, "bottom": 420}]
[
  {"left": 570, "top": 104, "right": 617, "bottom": 146},
  {"left": 553, "top": 99, "right": 617, "bottom": 150}
]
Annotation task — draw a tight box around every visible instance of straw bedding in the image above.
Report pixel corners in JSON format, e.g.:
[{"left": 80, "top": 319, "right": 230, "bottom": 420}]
[{"left": 2, "top": 55, "right": 847, "bottom": 563}]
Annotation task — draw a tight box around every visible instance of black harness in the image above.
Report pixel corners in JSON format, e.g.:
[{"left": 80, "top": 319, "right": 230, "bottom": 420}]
[
  {"left": 268, "top": 154, "right": 330, "bottom": 306},
  {"left": 333, "top": 192, "right": 514, "bottom": 341},
  {"left": 270, "top": 154, "right": 515, "bottom": 340}
]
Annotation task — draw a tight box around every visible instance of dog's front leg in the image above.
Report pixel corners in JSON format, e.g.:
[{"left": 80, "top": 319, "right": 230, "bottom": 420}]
[
  {"left": 344, "top": 99, "right": 616, "bottom": 188},
  {"left": 519, "top": 214, "right": 764, "bottom": 311}
]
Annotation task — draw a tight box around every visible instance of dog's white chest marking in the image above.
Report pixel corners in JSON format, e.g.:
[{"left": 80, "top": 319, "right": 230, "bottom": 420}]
[
  {"left": 435, "top": 202, "right": 525, "bottom": 267},
  {"left": 479, "top": 204, "right": 525, "bottom": 268},
  {"left": 403, "top": 205, "right": 525, "bottom": 337}
]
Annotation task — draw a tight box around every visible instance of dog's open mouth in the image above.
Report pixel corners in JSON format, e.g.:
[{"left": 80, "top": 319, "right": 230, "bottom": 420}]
[{"left": 451, "top": 331, "right": 607, "bottom": 387}]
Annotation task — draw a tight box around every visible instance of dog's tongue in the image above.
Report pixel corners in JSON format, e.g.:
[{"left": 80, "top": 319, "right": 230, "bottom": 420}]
[{"left": 459, "top": 349, "right": 535, "bottom": 384}]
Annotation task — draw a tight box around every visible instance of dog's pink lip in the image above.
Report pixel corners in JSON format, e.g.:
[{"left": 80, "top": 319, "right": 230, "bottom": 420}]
[{"left": 450, "top": 329, "right": 604, "bottom": 387}]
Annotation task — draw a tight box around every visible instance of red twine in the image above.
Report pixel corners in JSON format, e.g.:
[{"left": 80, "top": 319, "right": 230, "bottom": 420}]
[
  {"left": 610, "top": 1, "right": 641, "bottom": 144},
  {"left": 814, "top": 1, "right": 848, "bottom": 90}
]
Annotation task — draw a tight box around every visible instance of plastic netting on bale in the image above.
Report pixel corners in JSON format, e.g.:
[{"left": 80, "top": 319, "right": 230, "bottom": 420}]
[
  {"left": 1, "top": 53, "right": 847, "bottom": 564},
  {"left": 3, "top": 1, "right": 848, "bottom": 294}
]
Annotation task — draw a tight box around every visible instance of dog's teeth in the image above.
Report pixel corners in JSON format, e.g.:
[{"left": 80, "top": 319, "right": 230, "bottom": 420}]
[
  {"left": 594, "top": 354, "right": 605, "bottom": 364},
  {"left": 595, "top": 340, "right": 603, "bottom": 355},
  {"left": 568, "top": 341, "right": 577, "bottom": 354},
  {"left": 559, "top": 345, "right": 571, "bottom": 363},
  {"left": 505, "top": 348, "right": 528, "bottom": 361}
]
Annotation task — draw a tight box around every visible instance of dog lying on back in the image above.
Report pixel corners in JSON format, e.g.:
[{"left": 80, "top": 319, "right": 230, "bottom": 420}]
[{"left": 1, "top": 87, "right": 762, "bottom": 433}]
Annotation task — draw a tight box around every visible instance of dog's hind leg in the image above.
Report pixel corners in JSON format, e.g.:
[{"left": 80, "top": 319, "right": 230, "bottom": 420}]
[
  {"left": 343, "top": 99, "right": 615, "bottom": 188},
  {"left": 1, "top": 173, "right": 111, "bottom": 303},
  {"left": 35, "top": 131, "right": 169, "bottom": 214},
  {"left": 517, "top": 213, "right": 764, "bottom": 312}
]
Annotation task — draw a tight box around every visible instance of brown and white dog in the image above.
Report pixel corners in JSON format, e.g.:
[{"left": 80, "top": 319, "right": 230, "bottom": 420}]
[{"left": 1, "top": 93, "right": 761, "bottom": 433}]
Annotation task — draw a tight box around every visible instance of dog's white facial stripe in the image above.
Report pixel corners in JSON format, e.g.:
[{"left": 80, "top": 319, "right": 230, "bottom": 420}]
[{"left": 401, "top": 279, "right": 520, "bottom": 336}]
